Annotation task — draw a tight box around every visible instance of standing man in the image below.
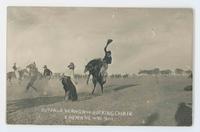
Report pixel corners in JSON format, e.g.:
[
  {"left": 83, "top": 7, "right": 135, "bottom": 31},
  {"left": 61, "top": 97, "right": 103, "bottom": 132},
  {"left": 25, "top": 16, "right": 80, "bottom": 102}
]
[
  {"left": 100, "top": 39, "right": 113, "bottom": 83},
  {"left": 67, "top": 62, "right": 78, "bottom": 84},
  {"left": 43, "top": 65, "right": 53, "bottom": 80},
  {"left": 61, "top": 62, "right": 78, "bottom": 101}
]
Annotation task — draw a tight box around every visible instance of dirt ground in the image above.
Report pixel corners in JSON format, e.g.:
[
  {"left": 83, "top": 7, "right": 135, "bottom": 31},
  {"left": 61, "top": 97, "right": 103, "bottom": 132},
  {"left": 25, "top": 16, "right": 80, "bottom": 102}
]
[{"left": 6, "top": 76, "right": 192, "bottom": 126}]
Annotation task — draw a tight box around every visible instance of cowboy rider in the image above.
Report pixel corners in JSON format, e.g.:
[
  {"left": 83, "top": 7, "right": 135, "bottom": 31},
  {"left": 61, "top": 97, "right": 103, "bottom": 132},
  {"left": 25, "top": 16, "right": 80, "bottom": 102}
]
[
  {"left": 43, "top": 65, "right": 52, "bottom": 79},
  {"left": 100, "top": 39, "right": 113, "bottom": 82}
]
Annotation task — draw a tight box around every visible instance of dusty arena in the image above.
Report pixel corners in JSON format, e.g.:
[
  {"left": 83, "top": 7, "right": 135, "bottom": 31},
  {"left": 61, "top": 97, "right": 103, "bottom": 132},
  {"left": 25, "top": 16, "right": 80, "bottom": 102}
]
[{"left": 7, "top": 76, "right": 192, "bottom": 126}]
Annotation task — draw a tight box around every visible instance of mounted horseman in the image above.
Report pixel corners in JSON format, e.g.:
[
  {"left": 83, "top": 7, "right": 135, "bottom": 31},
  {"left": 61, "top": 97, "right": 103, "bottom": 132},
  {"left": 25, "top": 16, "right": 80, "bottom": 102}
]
[
  {"left": 7, "top": 63, "right": 29, "bottom": 83},
  {"left": 43, "top": 65, "right": 53, "bottom": 80}
]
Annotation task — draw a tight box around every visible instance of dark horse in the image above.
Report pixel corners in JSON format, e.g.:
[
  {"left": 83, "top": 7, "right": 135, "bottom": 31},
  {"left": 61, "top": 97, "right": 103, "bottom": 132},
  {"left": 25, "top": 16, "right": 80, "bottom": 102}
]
[
  {"left": 61, "top": 76, "right": 78, "bottom": 101},
  {"left": 84, "top": 58, "right": 106, "bottom": 94}
]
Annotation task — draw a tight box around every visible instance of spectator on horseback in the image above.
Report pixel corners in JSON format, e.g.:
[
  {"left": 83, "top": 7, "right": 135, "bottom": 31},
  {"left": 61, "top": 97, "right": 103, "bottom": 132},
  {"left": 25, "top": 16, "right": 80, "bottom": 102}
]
[
  {"left": 43, "top": 65, "right": 52, "bottom": 80},
  {"left": 100, "top": 39, "right": 113, "bottom": 83},
  {"left": 13, "top": 63, "right": 17, "bottom": 71},
  {"left": 12, "top": 62, "right": 20, "bottom": 79}
]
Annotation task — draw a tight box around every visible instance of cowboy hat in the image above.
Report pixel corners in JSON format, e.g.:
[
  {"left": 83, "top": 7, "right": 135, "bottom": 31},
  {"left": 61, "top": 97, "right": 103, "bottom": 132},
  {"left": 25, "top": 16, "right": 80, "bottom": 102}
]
[
  {"left": 107, "top": 39, "right": 113, "bottom": 45},
  {"left": 43, "top": 65, "right": 47, "bottom": 68},
  {"left": 68, "top": 62, "right": 75, "bottom": 69}
]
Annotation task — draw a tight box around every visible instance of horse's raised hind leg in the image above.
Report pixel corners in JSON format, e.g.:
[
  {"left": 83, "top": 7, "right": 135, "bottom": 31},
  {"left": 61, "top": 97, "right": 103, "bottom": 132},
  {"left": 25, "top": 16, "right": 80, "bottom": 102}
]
[
  {"left": 92, "top": 77, "right": 97, "bottom": 94},
  {"left": 100, "top": 83, "right": 104, "bottom": 94},
  {"left": 31, "top": 85, "right": 38, "bottom": 92},
  {"left": 92, "top": 78, "right": 97, "bottom": 95},
  {"left": 26, "top": 83, "right": 31, "bottom": 91},
  {"left": 86, "top": 73, "right": 91, "bottom": 85},
  {"left": 92, "top": 84, "right": 96, "bottom": 94}
]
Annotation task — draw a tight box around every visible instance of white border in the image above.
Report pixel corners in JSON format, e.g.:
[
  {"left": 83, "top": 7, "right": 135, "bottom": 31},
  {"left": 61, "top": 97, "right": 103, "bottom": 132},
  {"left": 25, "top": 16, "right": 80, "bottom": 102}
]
[{"left": 0, "top": 0, "right": 200, "bottom": 132}]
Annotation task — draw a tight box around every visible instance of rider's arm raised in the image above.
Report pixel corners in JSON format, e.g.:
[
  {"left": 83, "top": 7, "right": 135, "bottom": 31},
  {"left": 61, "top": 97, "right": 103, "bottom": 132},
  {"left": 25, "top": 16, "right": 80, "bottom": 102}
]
[{"left": 104, "top": 43, "right": 109, "bottom": 53}]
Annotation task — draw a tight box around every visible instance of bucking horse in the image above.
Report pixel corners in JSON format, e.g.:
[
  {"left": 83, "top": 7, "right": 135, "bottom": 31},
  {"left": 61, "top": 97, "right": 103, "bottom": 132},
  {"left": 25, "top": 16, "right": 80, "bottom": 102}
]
[
  {"left": 84, "top": 58, "right": 106, "bottom": 94},
  {"left": 25, "top": 62, "right": 42, "bottom": 92}
]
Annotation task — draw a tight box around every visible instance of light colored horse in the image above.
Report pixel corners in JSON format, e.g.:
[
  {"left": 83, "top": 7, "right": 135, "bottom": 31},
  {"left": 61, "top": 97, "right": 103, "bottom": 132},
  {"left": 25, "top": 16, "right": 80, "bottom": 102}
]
[
  {"left": 7, "top": 68, "right": 29, "bottom": 83},
  {"left": 7, "top": 71, "right": 16, "bottom": 83},
  {"left": 25, "top": 63, "right": 42, "bottom": 92}
]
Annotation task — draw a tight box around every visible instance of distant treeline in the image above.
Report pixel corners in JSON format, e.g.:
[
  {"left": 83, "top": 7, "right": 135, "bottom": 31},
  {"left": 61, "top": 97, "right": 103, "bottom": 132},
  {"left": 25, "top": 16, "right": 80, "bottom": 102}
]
[
  {"left": 51, "top": 68, "right": 192, "bottom": 79},
  {"left": 138, "top": 68, "right": 192, "bottom": 76}
]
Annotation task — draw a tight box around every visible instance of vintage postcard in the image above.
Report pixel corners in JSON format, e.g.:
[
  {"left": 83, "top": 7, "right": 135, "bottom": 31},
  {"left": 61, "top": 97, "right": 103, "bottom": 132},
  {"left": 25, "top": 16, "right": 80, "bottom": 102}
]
[{"left": 6, "top": 7, "right": 193, "bottom": 126}]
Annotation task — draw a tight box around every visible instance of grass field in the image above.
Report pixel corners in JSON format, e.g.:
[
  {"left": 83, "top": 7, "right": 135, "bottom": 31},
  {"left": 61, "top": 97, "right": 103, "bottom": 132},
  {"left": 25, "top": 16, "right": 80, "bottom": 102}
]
[{"left": 6, "top": 76, "right": 192, "bottom": 126}]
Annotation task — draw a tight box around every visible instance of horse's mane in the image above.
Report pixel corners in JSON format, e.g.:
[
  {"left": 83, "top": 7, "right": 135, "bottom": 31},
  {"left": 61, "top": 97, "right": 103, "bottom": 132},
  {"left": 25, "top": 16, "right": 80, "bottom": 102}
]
[
  {"left": 87, "top": 58, "right": 103, "bottom": 67},
  {"left": 86, "top": 58, "right": 103, "bottom": 76}
]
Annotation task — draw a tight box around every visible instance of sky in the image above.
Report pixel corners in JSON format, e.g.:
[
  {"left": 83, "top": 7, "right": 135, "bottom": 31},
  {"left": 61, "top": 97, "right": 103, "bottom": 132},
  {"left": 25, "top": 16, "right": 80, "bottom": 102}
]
[{"left": 7, "top": 7, "right": 193, "bottom": 74}]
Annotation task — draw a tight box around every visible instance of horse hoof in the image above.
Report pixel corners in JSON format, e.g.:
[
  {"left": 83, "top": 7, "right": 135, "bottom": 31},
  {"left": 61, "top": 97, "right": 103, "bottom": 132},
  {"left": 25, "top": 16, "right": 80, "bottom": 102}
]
[{"left": 64, "top": 97, "right": 68, "bottom": 101}]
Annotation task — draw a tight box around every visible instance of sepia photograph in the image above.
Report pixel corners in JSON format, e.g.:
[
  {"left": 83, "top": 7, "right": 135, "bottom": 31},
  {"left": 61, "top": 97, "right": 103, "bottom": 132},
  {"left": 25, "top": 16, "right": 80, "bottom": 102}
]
[{"left": 6, "top": 7, "right": 193, "bottom": 126}]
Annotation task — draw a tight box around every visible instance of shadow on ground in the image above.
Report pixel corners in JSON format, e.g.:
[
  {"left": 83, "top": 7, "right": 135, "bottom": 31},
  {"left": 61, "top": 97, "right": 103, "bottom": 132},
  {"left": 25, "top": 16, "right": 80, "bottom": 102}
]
[
  {"left": 78, "top": 83, "right": 139, "bottom": 101},
  {"left": 7, "top": 83, "right": 139, "bottom": 113},
  {"left": 113, "top": 84, "right": 138, "bottom": 91},
  {"left": 7, "top": 96, "right": 64, "bottom": 114}
]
